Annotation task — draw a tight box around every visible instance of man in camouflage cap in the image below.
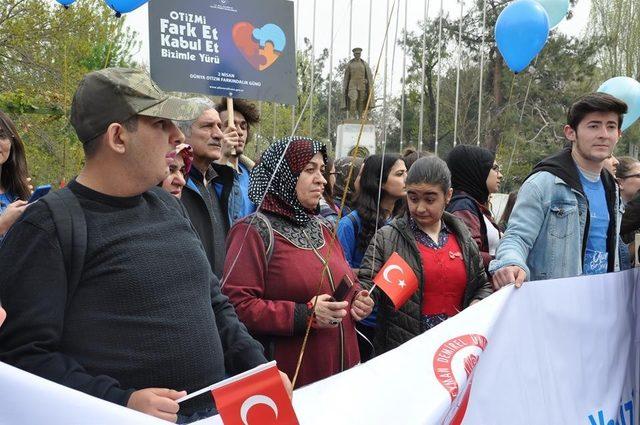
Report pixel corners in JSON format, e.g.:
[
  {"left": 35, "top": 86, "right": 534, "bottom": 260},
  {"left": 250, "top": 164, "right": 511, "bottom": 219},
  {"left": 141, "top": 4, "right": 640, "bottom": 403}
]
[{"left": 0, "top": 68, "right": 280, "bottom": 422}]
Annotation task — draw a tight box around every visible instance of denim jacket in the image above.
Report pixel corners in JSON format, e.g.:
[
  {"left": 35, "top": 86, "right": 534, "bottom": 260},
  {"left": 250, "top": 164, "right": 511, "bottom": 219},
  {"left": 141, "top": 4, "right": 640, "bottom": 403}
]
[{"left": 489, "top": 150, "right": 621, "bottom": 281}]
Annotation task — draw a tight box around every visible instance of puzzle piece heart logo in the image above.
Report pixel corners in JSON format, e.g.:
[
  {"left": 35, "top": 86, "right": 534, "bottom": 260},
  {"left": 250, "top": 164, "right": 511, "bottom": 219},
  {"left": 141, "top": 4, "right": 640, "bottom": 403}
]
[{"left": 232, "top": 22, "right": 286, "bottom": 71}]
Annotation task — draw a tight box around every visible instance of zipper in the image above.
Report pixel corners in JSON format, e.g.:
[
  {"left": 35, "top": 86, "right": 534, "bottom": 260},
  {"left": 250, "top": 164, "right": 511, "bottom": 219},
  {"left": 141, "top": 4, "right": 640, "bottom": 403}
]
[{"left": 393, "top": 220, "right": 426, "bottom": 333}]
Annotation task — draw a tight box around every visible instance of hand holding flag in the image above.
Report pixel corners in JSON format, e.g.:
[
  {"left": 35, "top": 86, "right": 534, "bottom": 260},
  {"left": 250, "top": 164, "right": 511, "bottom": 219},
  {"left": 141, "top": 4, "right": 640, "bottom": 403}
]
[
  {"left": 372, "top": 252, "right": 419, "bottom": 310},
  {"left": 177, "top": 361, "right": 297, "bottom": 425}
]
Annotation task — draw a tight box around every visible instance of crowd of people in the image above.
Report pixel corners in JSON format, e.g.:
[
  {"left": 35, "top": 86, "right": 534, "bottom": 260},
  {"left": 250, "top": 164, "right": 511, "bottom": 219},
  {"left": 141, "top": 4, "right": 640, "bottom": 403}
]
[{"left": 0, "top": 67, "right": 637, "bottom": 423}]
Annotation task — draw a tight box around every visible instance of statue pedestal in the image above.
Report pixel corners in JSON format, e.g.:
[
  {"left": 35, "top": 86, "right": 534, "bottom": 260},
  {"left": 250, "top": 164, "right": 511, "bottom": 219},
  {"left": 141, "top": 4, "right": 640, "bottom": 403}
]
[{"left": 335, "top": 123, "right": 376, "bottom": 158}]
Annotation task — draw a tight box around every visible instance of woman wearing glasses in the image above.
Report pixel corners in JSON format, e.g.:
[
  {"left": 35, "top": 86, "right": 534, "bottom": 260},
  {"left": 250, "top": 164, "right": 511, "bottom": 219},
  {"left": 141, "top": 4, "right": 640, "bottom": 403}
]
[
  {"left": 0, "top": 110, "right": 31, "bottom": 238},
  {"left": 618, "top": 157, "right": 640, "bottom": 265},
  {"left": 446, "top": 145, "right": 503, "bottom": 273},
  {"left": 616, "top": 157, "right": 640, "bottom": 204}
]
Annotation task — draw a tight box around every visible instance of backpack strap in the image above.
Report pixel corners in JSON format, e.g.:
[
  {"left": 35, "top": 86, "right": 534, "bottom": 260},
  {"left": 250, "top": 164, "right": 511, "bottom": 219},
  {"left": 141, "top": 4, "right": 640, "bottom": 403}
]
[
  {"left": 40, "top": 188, "right": 87, "bottom": 308},
  {"left": 347, "top": 212, "right": 360, "bottom": 236},
  {"left": 242, "top": 212, "right": 275, "bottom": 263}
]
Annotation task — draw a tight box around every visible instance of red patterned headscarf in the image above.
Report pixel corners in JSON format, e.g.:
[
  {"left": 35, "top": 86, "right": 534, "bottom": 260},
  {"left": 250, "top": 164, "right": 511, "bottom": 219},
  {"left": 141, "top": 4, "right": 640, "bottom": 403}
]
[
  {"left": 166, "top": 143, "right": 194, "bottom": 175},
  {"left": 249, "top": 137, "right": 327, "bottom": 226}
]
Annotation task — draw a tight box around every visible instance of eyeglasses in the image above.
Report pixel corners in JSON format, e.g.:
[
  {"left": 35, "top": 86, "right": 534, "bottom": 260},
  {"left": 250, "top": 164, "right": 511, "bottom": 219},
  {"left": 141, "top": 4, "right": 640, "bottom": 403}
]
[{"left": 620, "top": 173, "right": 640, "bottom": 180}]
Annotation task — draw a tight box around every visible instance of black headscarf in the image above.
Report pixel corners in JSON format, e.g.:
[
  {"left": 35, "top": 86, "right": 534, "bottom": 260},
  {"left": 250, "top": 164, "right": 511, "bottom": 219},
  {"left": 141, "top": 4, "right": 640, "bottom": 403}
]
[
  {"left": 446, "top": 145, "right": 495, "bottom": 205},
  {"left": 249, "top": 137, "right": 327, "bottom": 226}
]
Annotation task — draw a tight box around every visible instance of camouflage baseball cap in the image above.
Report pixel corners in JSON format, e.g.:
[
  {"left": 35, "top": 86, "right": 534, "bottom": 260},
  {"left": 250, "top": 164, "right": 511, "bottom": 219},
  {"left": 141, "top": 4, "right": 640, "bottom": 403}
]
[{"left": 70, "top": 67, "right": 206, "bottom": 143}]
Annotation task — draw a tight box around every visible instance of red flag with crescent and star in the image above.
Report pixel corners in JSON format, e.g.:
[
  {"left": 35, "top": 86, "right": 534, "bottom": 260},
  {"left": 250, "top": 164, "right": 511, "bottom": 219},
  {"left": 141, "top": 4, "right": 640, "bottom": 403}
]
[
  {"left": 373, "top": 251, "right": 419, "bottom": 309},
  {"left": 211, "top": 361, "right": 298, "bottom": 425}
]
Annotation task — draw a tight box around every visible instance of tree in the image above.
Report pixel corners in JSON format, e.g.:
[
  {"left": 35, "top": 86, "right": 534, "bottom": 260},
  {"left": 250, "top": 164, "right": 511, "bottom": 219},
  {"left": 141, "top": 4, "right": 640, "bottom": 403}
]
[
  {"left": 589, "top": 0, "right": 640, "bottom": 80},
  {"left": 0, "top": 0, "right": 139, "bottom": 186},
  {"left": 588, "top": 0, "right": 640, "bottom": 156}
]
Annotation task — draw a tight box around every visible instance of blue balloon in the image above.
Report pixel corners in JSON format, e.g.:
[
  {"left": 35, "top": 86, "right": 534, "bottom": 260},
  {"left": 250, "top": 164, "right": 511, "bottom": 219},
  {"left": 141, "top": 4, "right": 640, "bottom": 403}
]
[
  {"left": 598, "top": 77, "right": 640, "bottom": 132},
  {"left": 535, "top": 0, "right": 569, "bottom": 29},
  {"left": 55, "top": 0, "right": 76, "bottom": 6},
  {"left": 103, "top": 0, "right": 148, "bottom": 16},
  {"left": 495, "top": 0, "right": 550, "bottom": 74}
]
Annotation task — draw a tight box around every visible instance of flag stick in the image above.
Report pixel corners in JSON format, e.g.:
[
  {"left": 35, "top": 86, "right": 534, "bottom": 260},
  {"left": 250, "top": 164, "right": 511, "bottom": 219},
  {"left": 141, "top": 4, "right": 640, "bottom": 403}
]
[
  {"left": 291, "top": 0, "right": 398, "bottom": 389},
  {"left": 227, "top": 97, "right": 237, "bottom": 156},
  {"left": 176, "top": 384, "right": 215, "bottom": 404}
]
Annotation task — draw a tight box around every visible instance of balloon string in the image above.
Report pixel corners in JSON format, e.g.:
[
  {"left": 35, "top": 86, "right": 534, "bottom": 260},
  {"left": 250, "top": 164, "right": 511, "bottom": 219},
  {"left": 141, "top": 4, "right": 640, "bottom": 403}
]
[
  {"left": 504, "top": 57, "right": 539, "bottom": 185},
  {"left": 495, "top": 73, "right": 518, "bottom": 158},
  {"left": 507, "top": 73, "right": 517, "bottom": 107},
  {"left": 291, "top": 0, "right": 399, "bottom": 389},
  {"left": 103, "top": 21, "right": 120, "bottom": 69}
]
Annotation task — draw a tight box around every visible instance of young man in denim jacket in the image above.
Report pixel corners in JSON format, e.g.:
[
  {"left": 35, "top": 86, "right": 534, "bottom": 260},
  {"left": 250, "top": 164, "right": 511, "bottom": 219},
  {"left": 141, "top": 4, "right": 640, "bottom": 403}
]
[{"left": 490, "top": 93, "right": 627, "bottom": 288}]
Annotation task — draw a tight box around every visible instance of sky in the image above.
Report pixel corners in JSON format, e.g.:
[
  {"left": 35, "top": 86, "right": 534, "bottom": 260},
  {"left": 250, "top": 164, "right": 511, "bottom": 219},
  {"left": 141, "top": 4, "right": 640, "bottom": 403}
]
[{"left": 120, "top": 0, "right": 591, "bottom": 97}]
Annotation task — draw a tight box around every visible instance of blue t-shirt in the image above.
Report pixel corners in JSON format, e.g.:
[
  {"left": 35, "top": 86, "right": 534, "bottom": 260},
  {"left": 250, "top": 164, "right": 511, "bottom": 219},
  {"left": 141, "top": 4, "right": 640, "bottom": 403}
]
[
  {"left": 579, "top": 171, "right": 609, "bottom": 275},
  {"left": 337, "top": 211, "right": 364, "bottom": 269}
]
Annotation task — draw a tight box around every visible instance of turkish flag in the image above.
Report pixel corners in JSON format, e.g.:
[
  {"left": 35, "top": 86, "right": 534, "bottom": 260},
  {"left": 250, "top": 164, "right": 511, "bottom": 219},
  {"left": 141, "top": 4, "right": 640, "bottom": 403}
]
[
  {"left": 211, "top": 361, "right": 299, "bottom": 425},
  {"left": 373, "top": 252, "right": 419, "bottom": 309}
]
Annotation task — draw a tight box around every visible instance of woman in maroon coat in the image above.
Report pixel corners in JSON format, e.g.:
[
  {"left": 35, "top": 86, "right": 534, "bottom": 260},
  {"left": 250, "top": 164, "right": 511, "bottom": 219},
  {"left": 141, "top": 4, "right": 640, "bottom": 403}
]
[{"left": 222, "top": 137, "right": 373, "bottom": 388}]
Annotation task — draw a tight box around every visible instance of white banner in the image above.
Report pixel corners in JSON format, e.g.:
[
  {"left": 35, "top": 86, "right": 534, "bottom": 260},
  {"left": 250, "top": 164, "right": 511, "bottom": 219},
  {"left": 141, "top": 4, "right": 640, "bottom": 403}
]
[
  {"left": 1, "top": 271, "right": 637, "bottom": 424},
  {"left": 463, "top": 270, "right": 637, "bottom": 425},
  {"left": 284, "top": 270, "right": 639, "bottom": 425}
]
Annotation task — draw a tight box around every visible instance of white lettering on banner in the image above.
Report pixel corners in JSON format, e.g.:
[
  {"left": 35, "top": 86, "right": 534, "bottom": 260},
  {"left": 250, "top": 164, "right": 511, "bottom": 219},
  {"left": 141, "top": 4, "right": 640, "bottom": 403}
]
[
  {"left": 160, "top": 34, "right": 202, "bottom": 51},
  {"left": 201, "top": 25, "right": 218, "bottom": 40},
  {"left": 158, "top": 11, "right": 221, "bottom": 66},
  {"left": 161, "top": 48, "right": 196, "bottom": 62},
  {"left": 168, "top": 11, "right": 207, "bottom": 25}
]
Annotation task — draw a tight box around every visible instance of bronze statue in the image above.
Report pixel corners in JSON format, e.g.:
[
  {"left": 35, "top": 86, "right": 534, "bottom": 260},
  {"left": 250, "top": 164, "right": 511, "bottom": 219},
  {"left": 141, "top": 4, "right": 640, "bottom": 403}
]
[{"left": 341, "top": 47, "right": 373, "bottom": 120}]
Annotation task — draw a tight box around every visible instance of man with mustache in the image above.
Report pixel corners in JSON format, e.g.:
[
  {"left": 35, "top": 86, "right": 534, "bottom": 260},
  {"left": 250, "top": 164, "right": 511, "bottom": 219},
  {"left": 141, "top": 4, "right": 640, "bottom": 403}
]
[{"left": 179, "top": 98, "right": 238, "bottom": 277}]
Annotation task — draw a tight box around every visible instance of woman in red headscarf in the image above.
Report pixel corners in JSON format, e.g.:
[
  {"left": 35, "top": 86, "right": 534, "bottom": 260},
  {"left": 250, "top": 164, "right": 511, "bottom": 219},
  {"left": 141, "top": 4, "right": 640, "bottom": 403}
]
[
  {"left": 159, "top": 143, "right": 193, "bottom": 199},
  {"left": 222, "top": 137, "right": 373, "bottom": 388}
]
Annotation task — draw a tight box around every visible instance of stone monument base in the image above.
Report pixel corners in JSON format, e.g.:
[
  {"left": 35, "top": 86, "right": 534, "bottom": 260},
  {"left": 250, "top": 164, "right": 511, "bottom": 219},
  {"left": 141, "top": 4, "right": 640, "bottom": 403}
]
[{"left": 335, "top": 122, "right": 376, "bottom": 158}]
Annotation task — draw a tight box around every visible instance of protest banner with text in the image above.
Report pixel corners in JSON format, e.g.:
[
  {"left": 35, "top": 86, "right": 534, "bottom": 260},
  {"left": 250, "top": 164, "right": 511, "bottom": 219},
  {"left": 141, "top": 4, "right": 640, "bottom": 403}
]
[
  {"left": 148, "top": 0, "right": 296, "bottom": 104},
  {"left": 1, "top": 271, "right": 637, "bottom": 424}
]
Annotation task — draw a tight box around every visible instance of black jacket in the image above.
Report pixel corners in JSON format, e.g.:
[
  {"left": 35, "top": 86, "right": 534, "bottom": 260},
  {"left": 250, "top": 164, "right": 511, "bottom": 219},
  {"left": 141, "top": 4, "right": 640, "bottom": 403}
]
[
  {"left": 358, "top": 213, "right": 493, "bottom": 355},
  {"left": 531, "top": 148, "right": 619, "bottom": 272},
  {"left": 621, "top": 193, "right": 640, "bottom": 244},
  {"left": 181, "top": 163, "right": 235, "bottom": 277},
  {"left": 0, "top": 180, "right": 266, "bottom": 416}
]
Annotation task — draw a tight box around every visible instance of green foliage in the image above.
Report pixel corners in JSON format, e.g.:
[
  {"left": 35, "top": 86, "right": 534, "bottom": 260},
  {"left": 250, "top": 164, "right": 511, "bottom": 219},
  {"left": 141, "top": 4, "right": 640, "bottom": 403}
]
[
  {"left": 0, "top": 0, "right": 140, "bottom": 186},
  {"left": 3, "top": 0, "right": 639, "bottom": 193}
]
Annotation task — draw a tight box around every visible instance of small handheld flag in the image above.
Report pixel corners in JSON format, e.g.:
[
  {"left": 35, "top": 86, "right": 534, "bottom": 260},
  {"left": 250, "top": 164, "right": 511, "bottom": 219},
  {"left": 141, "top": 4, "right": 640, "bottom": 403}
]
[
  {"left": 178, "top": 361, "right": 298, "bottom": 425},
  {"left": 372, "top": 252, "right": 419, "bottom": 309}
]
